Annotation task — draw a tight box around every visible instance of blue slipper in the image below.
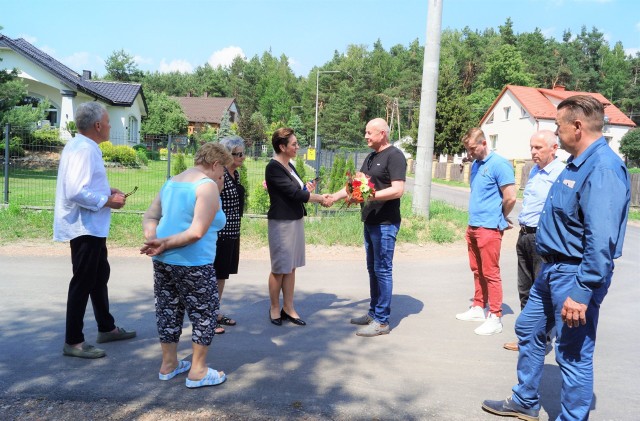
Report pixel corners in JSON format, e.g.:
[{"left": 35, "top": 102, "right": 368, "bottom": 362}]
[
  {"left": 185, "top": 367, "right": 226, "bottom": 388},
  {"left": 159, "top": 360, "right": 191, "bottom": 381}
]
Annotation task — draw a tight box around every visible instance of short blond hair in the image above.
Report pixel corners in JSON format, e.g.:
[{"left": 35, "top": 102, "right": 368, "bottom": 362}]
[
  {"left": 194, "top": 142, "right": 233, "bottom": 167},
  {"left": 462, "top": 127, "right": 485, "bottom": 145}
]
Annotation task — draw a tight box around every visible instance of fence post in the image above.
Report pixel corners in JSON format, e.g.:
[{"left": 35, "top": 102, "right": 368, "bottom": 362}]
[
  {"left": 166, "top": 134, "right": 172, "bottom": 180},
  {"left": 3, "top": 124, "right": 10, "bottom": 204}
]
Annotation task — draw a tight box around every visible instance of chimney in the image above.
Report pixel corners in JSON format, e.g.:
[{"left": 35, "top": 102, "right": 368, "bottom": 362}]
[
  {"left": 82, "top": 70, "right": 92, "bottom": 80},
  {"left": 553, "top": 85, "right": 566, "bottom": 91}
]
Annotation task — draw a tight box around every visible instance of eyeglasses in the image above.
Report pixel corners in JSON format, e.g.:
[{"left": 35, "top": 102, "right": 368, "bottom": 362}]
[
  {"left": 124, "top": 186, "right": 138, "bottom": 197},
  {"left": 231, "top": 152, "right": 245, "bottom": 157}
]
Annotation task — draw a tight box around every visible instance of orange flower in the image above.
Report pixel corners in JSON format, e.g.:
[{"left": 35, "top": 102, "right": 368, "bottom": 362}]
[{"left": 345, "top": 171, "right": 376, "bottom": 207}]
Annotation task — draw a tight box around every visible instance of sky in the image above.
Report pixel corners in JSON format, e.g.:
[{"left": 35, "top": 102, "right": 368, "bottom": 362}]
[{"left": 2, "top": 0, "right": 639, "bottom": 78}]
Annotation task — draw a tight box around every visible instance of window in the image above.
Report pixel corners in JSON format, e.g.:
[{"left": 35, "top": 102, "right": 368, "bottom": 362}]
[
  {"left": 503, "top": 106, "right": 511, "bottom": 121},
  {"left": 45, "top": 109, "right": 58, "bottom": 126},
  {"left": 127, "top": 116, "right": 139, "bottom": 142},
  {"left": 18, "top": 95, "right": 59, "bottom": 126},
  {"left": 489, "top": 135, "right": 498, "bottom": 150},
  {"left": 521, "top": 107, "right": 528, "bottom": 118},
  {"left": 487, "top": 113, "right": 494, "bottom": 124}
]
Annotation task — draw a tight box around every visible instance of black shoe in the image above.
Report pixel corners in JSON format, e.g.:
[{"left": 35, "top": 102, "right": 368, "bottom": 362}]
[
  {"left": 281, "top": 308, "right": 306, "bottom": 326},
  {"left": 269, "top": 309, "right": 282, "bottom": 326},
  {"left": 482, "top": 397, "right": 539, "bottom": 421}
]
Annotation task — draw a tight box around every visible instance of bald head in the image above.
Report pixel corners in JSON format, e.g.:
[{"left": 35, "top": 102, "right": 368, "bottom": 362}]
[
  {"left": 529, "top": 130, "right": 558, "bottom": 169},
  {"left": 369, "top": 118, "right": 389, "bottom": 135},
  {"left": 365, "top": 118, "right": 390, "bottom": 152}
]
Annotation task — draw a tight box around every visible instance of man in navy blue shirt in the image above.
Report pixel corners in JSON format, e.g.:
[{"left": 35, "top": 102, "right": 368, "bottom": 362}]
[{"left": 483, "top": 95, "right": 631, "bottom": 420}]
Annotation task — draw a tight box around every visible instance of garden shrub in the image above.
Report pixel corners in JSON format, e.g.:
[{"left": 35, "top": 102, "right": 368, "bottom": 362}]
[
  {"left": 317, "top": 166, "right": 328, "bottom": 192},
  {"left": 135, "top": 148, "right": 149, "bottom": 166},
  {"left": 159, "top": 148, "right": 168, "bottom": 160},
  {"left": 99, "top": 141, "right": 115, "bottom": 157},
  {"left": 345, "top": 157, "right": 356, "bottom": 177},
  {"left": 112, "top": 145, "right": 138, "bottom": 166},
  {"left": 147, "top": 150, "right": 160, "bottom": 160},
  {"left": 248, "top": 182, "right": 270, "bottom": 214},
  {"left": 99, "top": 141, "right": 138, "bottom": 167},
  {"left": 24, "top": 128, "right": 64, "bottom": 149},
  {"left": 328, "top": 154, "right": 346, "bottom": 193},
  {"left": 65, "top": 121, "right": 77, "bottom": 137},
  {"left": 9, "top": 136, "right": 26, "bottom": 157},
  {"left": 295, "top": 155, "right": 307, "bottom": 182},
  {"left": 172, "top": 152, "right": 187, "bottom": 175},
  {"left": 239, "top": 164, "right": 249, "bottom": 211}
]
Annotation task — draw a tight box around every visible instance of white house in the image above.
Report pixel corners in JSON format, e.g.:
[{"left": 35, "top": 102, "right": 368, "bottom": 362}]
[
  {"left": 478, "top": 85, "right": 635, "bottom": 162},
  {"left": 0, "top": 34, "right": 147, "bottom": 144}
]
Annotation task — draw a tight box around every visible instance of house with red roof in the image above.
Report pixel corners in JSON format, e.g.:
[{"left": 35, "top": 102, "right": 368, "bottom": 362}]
[
  {"left": 0, "top": 34, "right": 147, "bottom": 144},
  {"left": 479, "top": 85, "right": 635, "bottom": 161},
  {"left": 172, "top": 94, "right": 239, "bottom": 135}
]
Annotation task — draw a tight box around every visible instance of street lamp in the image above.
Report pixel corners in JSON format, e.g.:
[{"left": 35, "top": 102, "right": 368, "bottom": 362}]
[{"left": 313, "top": 70, "right": 340, "bottom": 176}]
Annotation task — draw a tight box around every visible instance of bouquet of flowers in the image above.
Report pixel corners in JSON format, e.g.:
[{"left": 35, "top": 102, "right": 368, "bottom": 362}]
[{"left": 345, "top": 171, "right": 376, "bottom": 206}]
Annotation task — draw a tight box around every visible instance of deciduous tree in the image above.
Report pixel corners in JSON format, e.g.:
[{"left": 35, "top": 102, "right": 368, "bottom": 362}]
[
  {"left": 140, "top": 91, "right": 187, "bottom": 135},
  {"left": 105, "top": 49, "right": 143, "bottom": 82},
  {"left": 620, "top": 128, "right": 640, "bottom": 165}
]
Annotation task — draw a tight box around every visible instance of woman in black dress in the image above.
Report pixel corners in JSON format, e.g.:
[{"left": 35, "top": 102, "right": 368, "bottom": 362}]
[{"left": 214, "top": 135, "right": 246, "bottom": 333}]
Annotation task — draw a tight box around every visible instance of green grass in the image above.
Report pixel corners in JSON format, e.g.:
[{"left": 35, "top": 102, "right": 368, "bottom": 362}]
[
  {"left": 0, "top": 194, "right": 470, "bottom": 247},
  {"left": 431, "top": 178, "right": 469, "bottom": 188},
  {"left": 1, "top": 156, "right": 274, "bottom": 211}
]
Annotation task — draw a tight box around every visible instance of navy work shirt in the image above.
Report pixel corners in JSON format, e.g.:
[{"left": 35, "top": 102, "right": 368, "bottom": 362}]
[{"left": 536, "top": 137, "right": 631, "bottom": 305}]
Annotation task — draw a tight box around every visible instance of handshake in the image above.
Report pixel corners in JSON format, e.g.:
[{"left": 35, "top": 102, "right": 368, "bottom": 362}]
[
  {"left": 320, "top": 194, "right": 337, "bottom": 208},
  {"left": 306, "top": 179, "right": 348, "bottom": 208}
]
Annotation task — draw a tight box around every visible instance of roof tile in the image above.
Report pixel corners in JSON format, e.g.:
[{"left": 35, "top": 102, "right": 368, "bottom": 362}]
[
  {"left": 1, "top": 34, "right": 144, "bottom": 108},
  {"left": 502, "top": 85, "right": 635, "bottom": 127},
  {"left": 173, "top": 97, "right": 236, "bottom": 124}
]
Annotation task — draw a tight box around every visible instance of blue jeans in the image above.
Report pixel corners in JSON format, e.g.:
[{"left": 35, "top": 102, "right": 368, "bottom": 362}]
[
  {"left": 511, "top": 261, "right": 611, "bottom": 421},
  {"left": 363, "top": 222, "right": 399, "bottom": 325}
]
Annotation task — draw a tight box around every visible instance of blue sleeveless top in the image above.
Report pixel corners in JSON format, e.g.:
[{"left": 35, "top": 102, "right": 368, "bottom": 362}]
[{"left": 154, "top": 177, "right": 226, "bottom": 266}]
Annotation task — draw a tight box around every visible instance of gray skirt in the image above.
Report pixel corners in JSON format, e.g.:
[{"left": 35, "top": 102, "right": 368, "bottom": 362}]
[{"left": 268, "top": 218, "right": 305, "bottom": 274}]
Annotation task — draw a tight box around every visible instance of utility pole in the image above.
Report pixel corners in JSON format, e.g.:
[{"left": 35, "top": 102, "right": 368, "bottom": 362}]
[
  {"left": 313, "top": 70, "right": 339, "bottom": 177},
  {"left": 412, "top": 0, "right": 443, "bottom": 218}
]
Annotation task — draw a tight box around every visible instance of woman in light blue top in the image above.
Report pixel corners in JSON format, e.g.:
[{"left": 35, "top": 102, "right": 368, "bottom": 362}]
[{"left": 141, "top": 142, "right": 232, "bottom": 389}]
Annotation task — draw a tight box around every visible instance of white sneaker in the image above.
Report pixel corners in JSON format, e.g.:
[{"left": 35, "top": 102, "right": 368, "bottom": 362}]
[
  {"left": 474, "top": 313, "right": 503, "bottom": 335},
  {"left": 455, "top": 306, "right": 486, "bottom": 321}
]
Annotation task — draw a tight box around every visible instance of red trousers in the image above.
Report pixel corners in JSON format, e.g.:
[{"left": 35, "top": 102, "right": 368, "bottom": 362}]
[{"left": 465, "top": 226, "right": 504, "bottom": 316}]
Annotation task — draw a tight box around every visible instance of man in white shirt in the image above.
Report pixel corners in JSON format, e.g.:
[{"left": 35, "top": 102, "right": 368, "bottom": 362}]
[{"left": 54, "top": 102, "right": 136, "bottom": 359}]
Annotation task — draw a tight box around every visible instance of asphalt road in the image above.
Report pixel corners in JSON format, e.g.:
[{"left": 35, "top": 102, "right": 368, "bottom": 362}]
[{"left": 0, "top": 183, "right": 638, "bottom": 420}]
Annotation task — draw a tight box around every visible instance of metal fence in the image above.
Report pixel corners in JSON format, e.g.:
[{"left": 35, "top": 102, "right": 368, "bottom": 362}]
[
  {"left": 432, "top": 160, "right": 640, "bottom": 207},
  {"left": 1, "top": 125, "right": 370, "bottom": 213}
]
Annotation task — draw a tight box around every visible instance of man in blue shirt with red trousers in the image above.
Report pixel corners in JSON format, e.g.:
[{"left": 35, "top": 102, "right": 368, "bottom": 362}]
[
  {"left": 482, "top": 95, "right": 631, "bottom": 420},
  {"left": 456, "top": 127, "right": 516, "bottom": 336}
]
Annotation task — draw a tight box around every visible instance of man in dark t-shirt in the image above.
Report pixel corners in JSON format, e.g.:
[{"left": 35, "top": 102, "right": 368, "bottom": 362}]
[{"left": 327, "top": 118, "right": 407, "bottom": 336}]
